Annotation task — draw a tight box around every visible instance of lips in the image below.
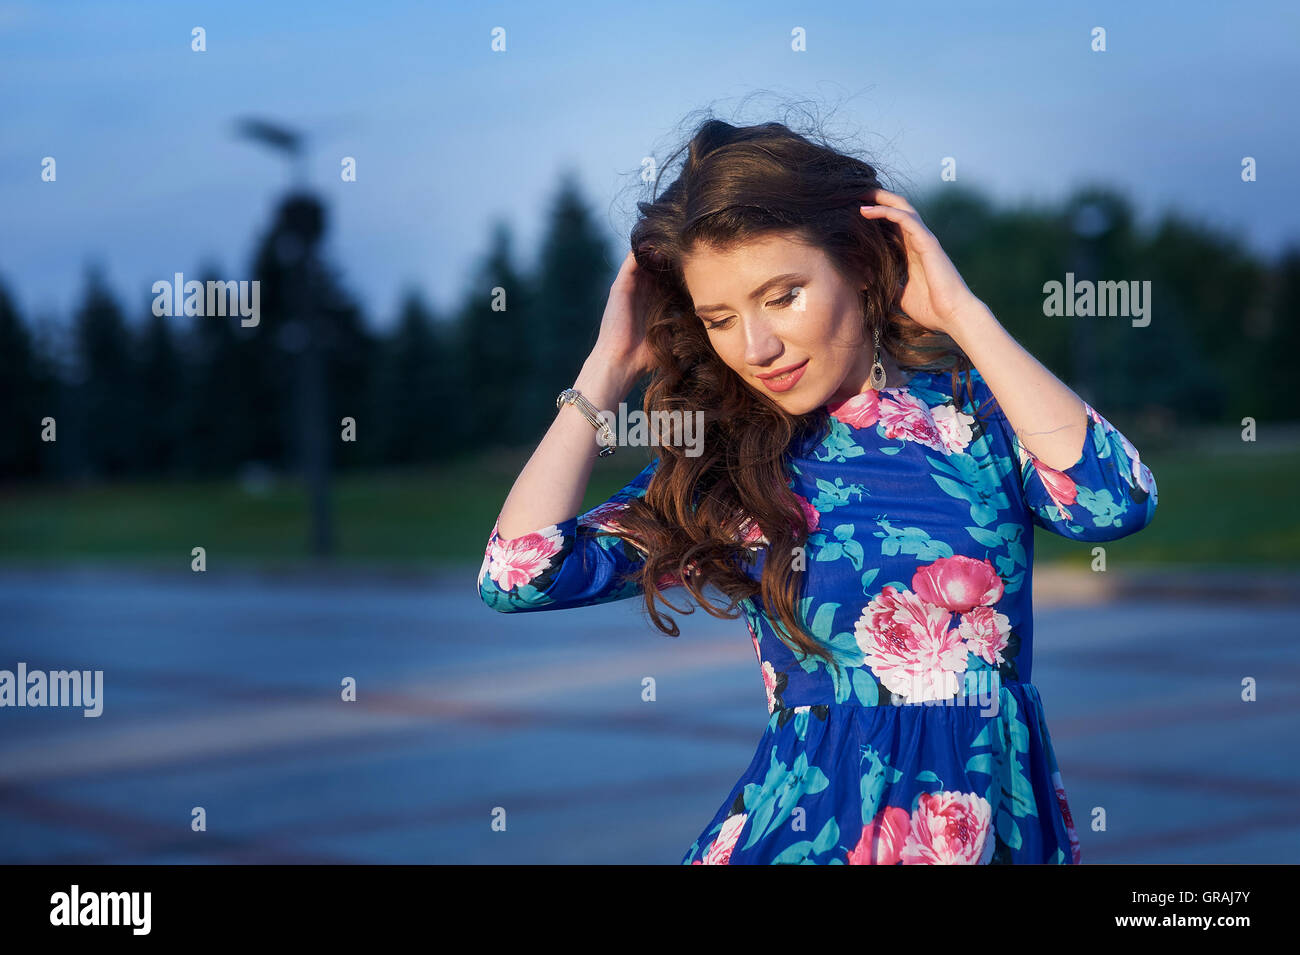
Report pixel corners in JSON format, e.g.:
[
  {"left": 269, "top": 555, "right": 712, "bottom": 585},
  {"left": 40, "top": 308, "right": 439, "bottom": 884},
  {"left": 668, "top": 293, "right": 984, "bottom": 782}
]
[
  {"left": 757, "top": 359, "right": 808, "bottom": 380},
  {"left": 757, "top": 358, "right": 809, "bottom": 393}
]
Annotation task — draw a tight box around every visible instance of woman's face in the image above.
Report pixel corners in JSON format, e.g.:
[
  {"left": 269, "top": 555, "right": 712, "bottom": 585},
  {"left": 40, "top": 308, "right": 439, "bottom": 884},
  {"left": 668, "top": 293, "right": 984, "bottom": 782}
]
[{"left": 681, "top": 232, "right": 878, "bottom": 414}]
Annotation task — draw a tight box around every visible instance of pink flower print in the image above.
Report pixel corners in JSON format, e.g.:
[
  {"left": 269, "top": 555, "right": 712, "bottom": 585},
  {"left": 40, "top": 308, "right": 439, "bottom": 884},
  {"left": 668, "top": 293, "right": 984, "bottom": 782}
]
[
  {"left": 1051, "top": 770, "right": 1082, "bottom": 864},
  {"left": 847, "top": 805, "right": 911, "bottom": 865},
  {"left": 736, "top": 493, "right": 820, "bottom": 548},
  {"left": 760, "top": 660, "right": 778, "bottom": 713},
  {"left": 956, "top": 606, "right": 1012, "bottom": 666},
  {"left": 825, "top": 388, "right": 883, "bottom": 429},
  {"left": 482, "top": 518, "right": 565, "bottom": 591},
  {"left": 695, "top": 812, "right": 748, "bottom": 865},
  {"left": 931, "top": 403, "right": 976, "bottom": 454},
  {"left": 654, "top": 556, "right": 698, "bottom": 590},
  {"left": 877, "top": 392, "right": 949, "bottom": 453},
  {"left": 854, "top": 586, "right": 966, "bottom": 703},
  {"left": 799, "top": 496, "right": 822, "bottom": 533},
  {"left": 900, "top": 791, "right": 994, "bottom": 865},
  {"left": 655, "top": 571, "right": 682, "bottom": 589},
  {"left": 911, "top": 555, "right": 1005, "bottom": 614},
  {"left": 578, "top": 499, "right": 630, "bottom": 533},
  {"left": 736, "top": 514, "right": 767, "bottom": 547},
  {"left": 1030, "top": 459, "right": 1081, "bottom": 520},
  {"left": 1135, "top": 458, "right": 1156, "bottom": 497},
  {"left": 1112, "top": 424, "right": 1156, "bottom": 496}
]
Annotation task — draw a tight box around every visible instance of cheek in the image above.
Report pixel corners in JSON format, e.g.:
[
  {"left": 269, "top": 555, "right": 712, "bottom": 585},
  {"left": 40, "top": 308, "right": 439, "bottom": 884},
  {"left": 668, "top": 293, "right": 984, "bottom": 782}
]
[{"left": 702, "top": 333, "right": 741, "bottom": 371}]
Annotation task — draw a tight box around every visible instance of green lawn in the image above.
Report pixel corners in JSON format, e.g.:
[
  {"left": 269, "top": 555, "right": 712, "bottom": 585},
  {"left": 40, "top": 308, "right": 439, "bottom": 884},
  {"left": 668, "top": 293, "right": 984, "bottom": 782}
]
[{"left": 1, "top": 442, "right": 1295, "bottom": 569}]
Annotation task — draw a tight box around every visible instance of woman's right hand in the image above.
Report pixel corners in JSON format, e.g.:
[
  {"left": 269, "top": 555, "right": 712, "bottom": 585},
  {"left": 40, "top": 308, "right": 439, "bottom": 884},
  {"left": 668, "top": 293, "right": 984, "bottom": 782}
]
[
  {"left": 590, "top": 250, "right": 655, "bottom": 383},
  {"left": 492, "top": 252, "right": 659, "bottom": 542}
]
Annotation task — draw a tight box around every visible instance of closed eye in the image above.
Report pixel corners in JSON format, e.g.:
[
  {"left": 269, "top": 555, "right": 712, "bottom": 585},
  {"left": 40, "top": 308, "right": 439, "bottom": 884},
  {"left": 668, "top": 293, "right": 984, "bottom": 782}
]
[{"left": 703, "top": 289, "right": 801, "bottom": 331}]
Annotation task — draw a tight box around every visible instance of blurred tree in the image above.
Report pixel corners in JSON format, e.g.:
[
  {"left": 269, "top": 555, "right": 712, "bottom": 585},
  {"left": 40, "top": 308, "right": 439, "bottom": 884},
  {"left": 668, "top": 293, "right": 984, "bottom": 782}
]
[
  {"left": 369, "top": 289, "right": 444, "bottom": 465},
  {"left": 133, "top": 306, "right": 183, "bottom": 475},
  {"left": 449, "top": 220, "right": 537, "bottom": 455},
  {"left": 70, "top": 265, "right": 138, "bottom": 478},
  {"left": 174, "top": 261, "right": 263, "bottom": 475},
  {"left": 0, "top": 279, "right": 48, "bottom": 478},
  {"left": 525, "top": 171, "right": 614, "bottom": 436},
  {"left": 5, "top": 175, "right": 1297, "bottom": 493}
]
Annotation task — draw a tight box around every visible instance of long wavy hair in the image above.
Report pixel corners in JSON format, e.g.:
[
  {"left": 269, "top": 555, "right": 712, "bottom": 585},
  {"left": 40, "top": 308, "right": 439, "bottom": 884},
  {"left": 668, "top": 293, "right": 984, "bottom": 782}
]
[{"left": 608, "top": 118, "right": 997, "bottom": 664}]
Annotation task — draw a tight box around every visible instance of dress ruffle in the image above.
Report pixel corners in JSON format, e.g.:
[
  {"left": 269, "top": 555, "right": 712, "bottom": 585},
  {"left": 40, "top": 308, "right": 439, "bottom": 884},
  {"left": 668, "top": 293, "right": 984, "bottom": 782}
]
[{"left": 682, "top": 681, "right": 1081, "bottom": 865}]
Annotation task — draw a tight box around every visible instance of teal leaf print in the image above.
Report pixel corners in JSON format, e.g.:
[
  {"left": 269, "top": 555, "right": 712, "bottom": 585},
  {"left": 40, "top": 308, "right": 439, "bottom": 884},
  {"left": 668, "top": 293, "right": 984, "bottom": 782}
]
[
  {"left": 875, "top": 520, "right": 954, "bottom": 561},
  {"left": 810, "top": 477, "right": 867, "bottom": 514},
  {"left": 966, "top": 689, "right": 1038, "bottom": 856},
  {"left": 965, "top": 527, "right": 1004, "bottom": 549},
  {"left": 802, "top": 598, "right": 840, "bottom": 640},
  {"left": 929, "top": 453, "right": 1010, "bottom": 526},
  {"left": 788, "top": 599, "right": 856, "bottom": 702},
  {"left": 811, "top": 524, "right": 866, "bottom": 570},
  {"left": 812, "top": 815, "right": 840, "bottom": 854},
  {"left": 771, "top": 817, "right": 841, "bottom": 864},
  {"left": 997, "top": 806, "right": 1022, "bottom": 849},
  {"left": 966, "top": 752, "right": 994, "bottom": 776},
  {"left": 1077, "top": 487, "right": 1127, "bottom": 528},
  {"left": 859, "top": 744, "right": 902, "bottom": 823},
  {"left": 851, "top": 667, "right": 879, "bottom": 706},
  {"left": 742, "top": 749, "right": 831, "bottom": 850},
  {"left": 859, "top": 567, "right": 880, "bottom": 593},
  {"left": 824, "top": 629, "right": 865, "bottom": 667},
  {"left": 814, "top": 419, "right": 868, "bottom": 463},
  {"left": 793, "top": 708, "right": 810, "bottom": 741}
]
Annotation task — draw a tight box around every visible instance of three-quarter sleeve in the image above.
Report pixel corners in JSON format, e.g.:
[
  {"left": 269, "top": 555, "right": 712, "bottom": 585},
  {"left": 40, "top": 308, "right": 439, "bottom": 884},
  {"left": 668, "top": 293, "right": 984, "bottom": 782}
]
[
  {"left": 970, "top": 370, "right": 1158, "bottom": 542},
  {"left": 477, "top": 456, "right": 678, "bottom": 612}
]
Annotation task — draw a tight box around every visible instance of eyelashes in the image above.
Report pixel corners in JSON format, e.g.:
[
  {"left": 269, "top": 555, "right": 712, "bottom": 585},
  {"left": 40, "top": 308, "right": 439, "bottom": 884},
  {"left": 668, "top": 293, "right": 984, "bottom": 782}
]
[{"left": 703, "top": 288, "right": 802, "bottom": 331}]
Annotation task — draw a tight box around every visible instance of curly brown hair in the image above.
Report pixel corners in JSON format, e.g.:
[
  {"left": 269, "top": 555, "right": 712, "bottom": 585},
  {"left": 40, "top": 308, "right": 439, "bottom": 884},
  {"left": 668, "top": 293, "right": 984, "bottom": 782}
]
[{"left": 608, "top": 117, "right": 997, "bottom": 664}]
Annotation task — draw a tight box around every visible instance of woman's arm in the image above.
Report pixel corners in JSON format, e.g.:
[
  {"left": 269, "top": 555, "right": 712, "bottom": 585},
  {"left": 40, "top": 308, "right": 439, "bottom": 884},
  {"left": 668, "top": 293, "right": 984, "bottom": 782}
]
[
  {"left": 947, "top": 300, "right": 1090, "bottom": 472},
  {"left": 478, "top": 251, "right": 677, "bottom": 613},
  {"left": 954, "top": 318, "right": 1158, "bottom": 542},
  {"left": 495, "top": 251, "right": 653, "bottom": 539},
  {"left": 494, "top": 356, "right": 640, "bottom": 541}
]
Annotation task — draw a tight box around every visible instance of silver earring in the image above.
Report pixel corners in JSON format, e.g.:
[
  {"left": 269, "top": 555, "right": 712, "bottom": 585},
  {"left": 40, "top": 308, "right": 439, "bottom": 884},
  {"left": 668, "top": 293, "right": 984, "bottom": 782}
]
[{"left": 868, "top": 325, "right": 887, "bottom": 390}]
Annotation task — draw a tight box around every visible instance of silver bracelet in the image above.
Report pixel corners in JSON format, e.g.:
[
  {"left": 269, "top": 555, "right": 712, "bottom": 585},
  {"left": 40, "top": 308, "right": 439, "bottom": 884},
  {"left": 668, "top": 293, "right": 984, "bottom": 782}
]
[{"left": 557, "top": 387, "right": 617, "bottom": 456}]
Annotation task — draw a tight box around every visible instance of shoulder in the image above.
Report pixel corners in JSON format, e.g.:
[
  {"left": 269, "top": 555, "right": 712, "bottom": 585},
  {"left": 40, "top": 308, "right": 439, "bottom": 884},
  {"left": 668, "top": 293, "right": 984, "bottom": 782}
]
[{"left": 909, "top": 364, "right": 991, "bottom": 407}]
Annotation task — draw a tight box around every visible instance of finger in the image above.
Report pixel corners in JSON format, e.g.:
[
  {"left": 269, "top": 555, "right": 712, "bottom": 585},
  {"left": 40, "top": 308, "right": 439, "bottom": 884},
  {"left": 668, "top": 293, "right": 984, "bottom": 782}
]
[
  {"left": 865, "top": 187, "right": 917, "bottom": 215},
  {"left": 860, "top": 204, "right": 934, "bottom": 243},
  {"left": 860, "top": 203, "right": 920, "bottom": 230}
]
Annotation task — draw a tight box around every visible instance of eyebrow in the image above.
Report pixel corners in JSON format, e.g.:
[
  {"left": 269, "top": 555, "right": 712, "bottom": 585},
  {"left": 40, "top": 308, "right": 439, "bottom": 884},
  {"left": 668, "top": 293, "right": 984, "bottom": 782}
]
[{"left": 693, "top": 273, "right": 806, "bottom": 316}]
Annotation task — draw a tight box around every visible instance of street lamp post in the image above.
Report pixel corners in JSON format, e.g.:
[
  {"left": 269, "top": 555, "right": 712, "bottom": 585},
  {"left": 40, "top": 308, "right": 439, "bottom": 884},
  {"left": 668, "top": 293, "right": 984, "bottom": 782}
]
[{"left": 235, "top": 118, "right": 333, "bottom": 558}]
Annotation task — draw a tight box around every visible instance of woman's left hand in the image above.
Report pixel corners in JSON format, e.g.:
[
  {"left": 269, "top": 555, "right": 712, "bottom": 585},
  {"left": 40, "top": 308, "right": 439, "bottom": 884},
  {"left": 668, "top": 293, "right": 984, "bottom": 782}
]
[{"left": 860, "top": 188, "right": 983, "bottom": 336}]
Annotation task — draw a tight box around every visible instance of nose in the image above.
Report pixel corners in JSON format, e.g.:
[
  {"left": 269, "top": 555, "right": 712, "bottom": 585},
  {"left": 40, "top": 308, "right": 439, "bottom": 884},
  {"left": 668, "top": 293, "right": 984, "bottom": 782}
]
[{"left": 742, "top": 313, "right": 784, "bottom": 368}]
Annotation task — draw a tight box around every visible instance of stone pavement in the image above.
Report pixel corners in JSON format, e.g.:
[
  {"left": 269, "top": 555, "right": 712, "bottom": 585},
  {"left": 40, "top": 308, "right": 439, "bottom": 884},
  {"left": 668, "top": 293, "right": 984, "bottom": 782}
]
[{"left": 0, "top": 563, "right": 1295, "bottom": 863}]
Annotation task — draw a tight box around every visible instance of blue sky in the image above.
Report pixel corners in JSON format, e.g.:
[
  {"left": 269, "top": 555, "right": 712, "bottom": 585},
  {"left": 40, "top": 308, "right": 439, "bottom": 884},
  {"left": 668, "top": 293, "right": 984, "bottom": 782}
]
[{"left": 1, "top": 0, "right": 1295, "bottom": 331}]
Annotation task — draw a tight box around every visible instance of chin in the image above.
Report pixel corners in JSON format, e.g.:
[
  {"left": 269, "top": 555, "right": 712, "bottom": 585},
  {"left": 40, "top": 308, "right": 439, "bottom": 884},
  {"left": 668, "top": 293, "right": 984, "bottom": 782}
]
[{"left": 763, "top": 390, "right": 825, "bottom": 416}]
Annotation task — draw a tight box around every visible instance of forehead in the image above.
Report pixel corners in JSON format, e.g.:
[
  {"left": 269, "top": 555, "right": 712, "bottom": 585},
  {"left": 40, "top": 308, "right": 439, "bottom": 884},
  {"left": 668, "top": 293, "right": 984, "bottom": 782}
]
[{"left": 682, "top": 232, "right": 821, "bottom": 288}]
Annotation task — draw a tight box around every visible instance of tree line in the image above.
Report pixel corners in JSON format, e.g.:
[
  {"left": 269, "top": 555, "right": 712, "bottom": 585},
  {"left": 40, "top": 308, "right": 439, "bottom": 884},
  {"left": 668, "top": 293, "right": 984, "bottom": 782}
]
[{"left": 1, "top": 177, "right": 1295, "bottom": 484}]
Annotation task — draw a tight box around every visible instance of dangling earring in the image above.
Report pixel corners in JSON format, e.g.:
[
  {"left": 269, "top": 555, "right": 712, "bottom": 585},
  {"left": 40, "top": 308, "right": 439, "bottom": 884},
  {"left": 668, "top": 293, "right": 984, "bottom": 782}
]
[{"left": 868, "top": 324, "right": 887, "bottom": 390}]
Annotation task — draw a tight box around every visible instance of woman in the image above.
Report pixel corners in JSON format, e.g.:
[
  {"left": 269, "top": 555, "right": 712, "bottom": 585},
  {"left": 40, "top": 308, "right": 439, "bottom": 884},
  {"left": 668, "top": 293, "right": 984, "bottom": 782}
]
[{"left": 477, "top": 119, "right": 1157, "bottom": 864}]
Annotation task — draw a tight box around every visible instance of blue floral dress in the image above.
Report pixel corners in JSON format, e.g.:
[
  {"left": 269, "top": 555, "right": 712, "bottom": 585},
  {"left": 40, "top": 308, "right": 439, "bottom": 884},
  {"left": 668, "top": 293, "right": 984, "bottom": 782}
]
[{"left": 477, "top": 367, "right": 1158, "bottom": 864}]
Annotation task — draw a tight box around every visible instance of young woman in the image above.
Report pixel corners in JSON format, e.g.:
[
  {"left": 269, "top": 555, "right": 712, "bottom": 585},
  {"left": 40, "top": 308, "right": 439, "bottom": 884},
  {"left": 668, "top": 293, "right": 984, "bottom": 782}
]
[{"left": 477, "top": 119, "right": 1158, "bottom": 865}]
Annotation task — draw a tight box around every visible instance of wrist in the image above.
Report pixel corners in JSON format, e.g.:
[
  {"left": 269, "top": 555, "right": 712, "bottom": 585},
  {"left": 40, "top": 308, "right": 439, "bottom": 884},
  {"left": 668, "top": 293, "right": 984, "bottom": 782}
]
[
  {"left": 574, "top": 355, "right": 637, "bottom": 406},
  {"left": 945, "top": 298, "right": 996, "bottom": 347}
]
